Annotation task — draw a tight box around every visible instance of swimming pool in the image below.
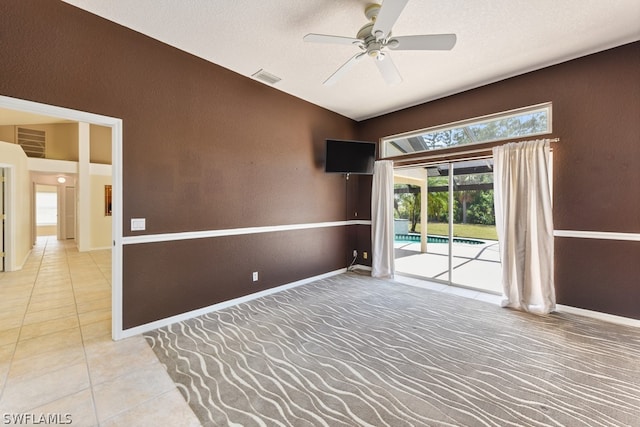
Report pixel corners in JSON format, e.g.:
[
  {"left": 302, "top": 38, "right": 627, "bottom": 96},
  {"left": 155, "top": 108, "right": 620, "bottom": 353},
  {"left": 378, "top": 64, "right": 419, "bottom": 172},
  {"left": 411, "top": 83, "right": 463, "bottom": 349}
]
[{"left": 395, "top": 233, "right": 484, "bottom": 245}]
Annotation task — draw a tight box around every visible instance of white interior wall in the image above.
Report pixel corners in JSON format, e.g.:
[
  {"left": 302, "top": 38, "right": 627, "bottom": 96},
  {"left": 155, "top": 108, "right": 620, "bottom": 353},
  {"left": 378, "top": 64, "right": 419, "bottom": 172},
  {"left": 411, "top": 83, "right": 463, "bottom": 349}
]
[{"left": 0, "top": 141, "right": 32, "bottom": 270}]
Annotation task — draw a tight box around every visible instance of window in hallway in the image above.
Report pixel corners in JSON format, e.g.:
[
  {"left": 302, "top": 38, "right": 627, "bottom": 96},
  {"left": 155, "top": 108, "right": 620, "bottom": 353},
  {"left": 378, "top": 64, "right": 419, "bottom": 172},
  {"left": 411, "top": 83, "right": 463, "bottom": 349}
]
[{"left": 35, "top": 185, "right": 58, "bottom": 236}]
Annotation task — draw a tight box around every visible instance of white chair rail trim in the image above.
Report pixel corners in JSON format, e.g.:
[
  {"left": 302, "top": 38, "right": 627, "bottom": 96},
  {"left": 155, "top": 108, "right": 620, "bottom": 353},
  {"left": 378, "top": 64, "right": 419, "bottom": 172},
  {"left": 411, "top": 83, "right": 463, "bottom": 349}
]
[
  {"left": 122, "top": 220, "right": 372, "bottom": 245},
  {"left": 554, "top": 230, "right": 640, "bottom": 242}
]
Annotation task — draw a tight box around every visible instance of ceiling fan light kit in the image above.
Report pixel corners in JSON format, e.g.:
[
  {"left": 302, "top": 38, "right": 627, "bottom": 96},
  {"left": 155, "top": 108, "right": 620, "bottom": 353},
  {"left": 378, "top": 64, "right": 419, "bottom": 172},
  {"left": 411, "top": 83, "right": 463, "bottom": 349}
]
[{"left": 303, "top": 0, "right": 457, "bottom": 86}]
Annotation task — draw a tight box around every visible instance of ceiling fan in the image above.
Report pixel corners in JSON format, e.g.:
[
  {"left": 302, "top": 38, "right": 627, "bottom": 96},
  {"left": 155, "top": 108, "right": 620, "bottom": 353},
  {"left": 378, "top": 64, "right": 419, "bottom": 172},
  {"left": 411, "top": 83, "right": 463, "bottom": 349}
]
[{"left": 303, "top": 0, "right": 456, "bottom": 86}]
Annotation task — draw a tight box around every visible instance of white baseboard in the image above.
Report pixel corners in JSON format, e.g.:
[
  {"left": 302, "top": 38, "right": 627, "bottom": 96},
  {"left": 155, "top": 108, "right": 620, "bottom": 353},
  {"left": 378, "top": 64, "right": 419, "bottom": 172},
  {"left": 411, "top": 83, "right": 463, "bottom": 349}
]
[
  {"left": 115, "top": 267, "right": 640, "bottom": 340},
  {"left": 14, "top": 249, "right": 33, "bottom": 271},
  {"left": 556, "top": 304, "right": 640, "bottom": 328},
  {"left": 116, "top": 268, "right": 347, "bottom": 339}
]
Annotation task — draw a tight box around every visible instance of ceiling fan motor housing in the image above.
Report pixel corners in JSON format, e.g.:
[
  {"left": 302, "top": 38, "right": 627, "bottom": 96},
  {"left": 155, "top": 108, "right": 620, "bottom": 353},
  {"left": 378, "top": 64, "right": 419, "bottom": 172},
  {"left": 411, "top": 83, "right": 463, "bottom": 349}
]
[{"left": 356, "top": 14, "right": 389, "bottom": 60}]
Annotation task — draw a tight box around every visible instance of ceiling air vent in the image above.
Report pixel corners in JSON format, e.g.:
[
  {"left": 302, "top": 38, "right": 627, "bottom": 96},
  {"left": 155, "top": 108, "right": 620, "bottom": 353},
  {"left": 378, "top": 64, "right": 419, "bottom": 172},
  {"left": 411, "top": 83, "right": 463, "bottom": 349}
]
[
  {"left": 17, "top": 127, "right": 46, "bottom": 158},
  {"left": 251, "top": 69, "right": 282, "bottom": 85}
]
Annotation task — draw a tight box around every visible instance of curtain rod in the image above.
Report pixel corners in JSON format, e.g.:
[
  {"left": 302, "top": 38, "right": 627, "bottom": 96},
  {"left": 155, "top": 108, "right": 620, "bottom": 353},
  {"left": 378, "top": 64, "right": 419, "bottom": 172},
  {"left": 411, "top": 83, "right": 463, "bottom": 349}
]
[{"left": 389, "top": 137, "right": 560, "bottom": 167}]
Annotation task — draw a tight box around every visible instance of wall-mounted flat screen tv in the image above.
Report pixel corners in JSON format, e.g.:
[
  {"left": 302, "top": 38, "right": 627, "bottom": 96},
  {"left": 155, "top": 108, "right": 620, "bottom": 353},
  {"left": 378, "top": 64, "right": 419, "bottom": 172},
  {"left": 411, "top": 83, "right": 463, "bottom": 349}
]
[{"left": 325, "top": 139, "right": 376, "bottom": 175}]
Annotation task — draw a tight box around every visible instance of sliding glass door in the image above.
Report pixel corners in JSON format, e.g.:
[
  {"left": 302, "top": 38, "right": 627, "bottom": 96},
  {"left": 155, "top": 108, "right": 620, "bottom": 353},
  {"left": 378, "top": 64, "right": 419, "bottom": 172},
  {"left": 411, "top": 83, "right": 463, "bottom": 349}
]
[
  {"left": 449, "top": 160, "right": 501, "bottom": 292},
  {"left": 394, "top": 159, "right": 501, "bottom": 293}
]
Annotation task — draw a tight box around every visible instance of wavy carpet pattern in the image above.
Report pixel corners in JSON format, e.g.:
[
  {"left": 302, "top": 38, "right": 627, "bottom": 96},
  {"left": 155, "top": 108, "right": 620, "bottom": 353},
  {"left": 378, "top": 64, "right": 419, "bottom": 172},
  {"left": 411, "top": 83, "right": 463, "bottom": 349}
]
[{"left": 144, "top": 274, "right": 640, "bottom": 426}]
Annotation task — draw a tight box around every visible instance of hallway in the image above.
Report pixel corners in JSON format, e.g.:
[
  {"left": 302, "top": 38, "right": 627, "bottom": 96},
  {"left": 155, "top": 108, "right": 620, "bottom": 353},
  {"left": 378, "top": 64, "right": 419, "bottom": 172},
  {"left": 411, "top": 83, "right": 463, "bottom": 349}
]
[{"left": 0, "top": 237, "right": 199, "bottom": 425}]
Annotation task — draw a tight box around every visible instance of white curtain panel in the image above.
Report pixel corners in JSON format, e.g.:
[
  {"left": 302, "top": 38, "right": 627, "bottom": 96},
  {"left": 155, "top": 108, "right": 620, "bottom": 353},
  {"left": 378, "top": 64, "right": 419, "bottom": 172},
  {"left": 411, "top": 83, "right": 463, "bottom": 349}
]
[
  {"left": 493, "top": 140, "right": 555, "bottom": 314},
  {"left": 371, "top": 160, "right": 395, "bottom": 278}
]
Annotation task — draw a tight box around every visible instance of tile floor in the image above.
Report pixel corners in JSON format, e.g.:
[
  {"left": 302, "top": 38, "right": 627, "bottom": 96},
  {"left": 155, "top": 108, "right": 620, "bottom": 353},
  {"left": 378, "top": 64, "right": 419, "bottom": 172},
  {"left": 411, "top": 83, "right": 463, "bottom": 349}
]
[{"left": 0, "top": 237, "right": 200, "bottom": 426}]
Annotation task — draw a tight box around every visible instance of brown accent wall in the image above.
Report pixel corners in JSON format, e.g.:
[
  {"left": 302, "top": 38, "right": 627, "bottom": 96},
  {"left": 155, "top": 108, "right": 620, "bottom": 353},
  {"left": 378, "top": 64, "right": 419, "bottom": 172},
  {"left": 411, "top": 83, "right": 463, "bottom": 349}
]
[
  {"left": 123, "top": 227, "right": 348, "bottom": 329},
  {"left": 555, "top": 238, "right": 640, "bottom": 319},
  {"left": 347, "top": 174, "right": 373, "bottom": 267},
  {"left": 357, "top": 42, "right": 640, "bottom": 319},
  {"left": 0, "top": 1, "right": 358, "bottom": 328}
]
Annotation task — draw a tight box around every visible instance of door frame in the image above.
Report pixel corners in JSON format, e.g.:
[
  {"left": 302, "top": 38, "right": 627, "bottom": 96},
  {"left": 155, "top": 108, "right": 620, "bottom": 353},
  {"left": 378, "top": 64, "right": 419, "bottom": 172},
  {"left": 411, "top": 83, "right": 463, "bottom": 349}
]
[
  {"left": 0, "top": 166, "right": 16, "bottom": 272},
  {"left": 0, "top": 95, "right": 124, "bottom": 340},
  {"left": 0, "top": 167, "right": 5, "bottom": 271}
]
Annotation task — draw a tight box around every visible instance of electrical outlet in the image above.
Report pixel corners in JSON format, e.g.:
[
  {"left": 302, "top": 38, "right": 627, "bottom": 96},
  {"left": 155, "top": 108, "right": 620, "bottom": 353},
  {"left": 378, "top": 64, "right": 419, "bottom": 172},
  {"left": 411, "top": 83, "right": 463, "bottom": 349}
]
[
  {"left": 363, "top": 252, "right": 368, "bottom": 260},
  {"left": 352, "top": 250, "right": 357, "bottom": 257},
  {"left": 252, "top": 271, "right": 259, "bottom": 282},
  {"left": 130, "top": 218, "right": 146, "bottom": 231}
]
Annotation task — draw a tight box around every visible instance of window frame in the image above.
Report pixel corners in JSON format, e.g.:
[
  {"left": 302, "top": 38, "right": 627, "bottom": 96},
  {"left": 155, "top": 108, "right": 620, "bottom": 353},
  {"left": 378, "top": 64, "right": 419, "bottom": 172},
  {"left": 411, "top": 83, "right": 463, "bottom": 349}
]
[
  {"left": 35, "top": 190, "right": 58, "bottom": 226},
  {"left": 380, "top": 102, "right": 552, "bottom": 158}
]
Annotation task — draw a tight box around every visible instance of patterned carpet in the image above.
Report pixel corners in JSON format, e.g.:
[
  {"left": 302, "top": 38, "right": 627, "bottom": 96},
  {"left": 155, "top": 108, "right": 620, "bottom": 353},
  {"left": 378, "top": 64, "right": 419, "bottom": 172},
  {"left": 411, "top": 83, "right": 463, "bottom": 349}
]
[{"left": 144, "top": 273, "right": 640, "bottom": 426}]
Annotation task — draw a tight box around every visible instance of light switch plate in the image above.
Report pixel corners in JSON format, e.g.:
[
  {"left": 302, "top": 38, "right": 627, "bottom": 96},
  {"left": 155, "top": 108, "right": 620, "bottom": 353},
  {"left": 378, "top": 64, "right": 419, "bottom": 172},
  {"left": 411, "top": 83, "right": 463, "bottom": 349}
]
[{"left": 131, "top": 218, "right": 146, "bottom": 231}]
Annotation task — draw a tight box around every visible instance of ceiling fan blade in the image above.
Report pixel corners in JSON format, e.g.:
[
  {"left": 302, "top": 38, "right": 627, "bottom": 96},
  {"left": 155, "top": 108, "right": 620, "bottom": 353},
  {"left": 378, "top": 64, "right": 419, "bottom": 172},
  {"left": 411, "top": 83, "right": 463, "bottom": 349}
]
[
  {"left": 323, "top": 52, "right": 367, "bottom": 86},
  {"left": 304, "top": 33, "right": 363, "bottom": 47},
  {"left": 375, "top": 53, "right": 403, "bottom": 85},
  {"left": 372, "top": 0, "right": 410, "bottom": 40},
  {"left": 388, "top": 34, "right": 457, "bottom": 51}
]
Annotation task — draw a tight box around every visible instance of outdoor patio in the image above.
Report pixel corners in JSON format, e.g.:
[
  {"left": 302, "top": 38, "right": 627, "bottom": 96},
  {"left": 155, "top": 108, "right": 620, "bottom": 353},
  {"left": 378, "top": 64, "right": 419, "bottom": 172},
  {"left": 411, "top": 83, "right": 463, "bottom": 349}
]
[{"left": 394, "top": 239, "right": 503, "bottom": 294}]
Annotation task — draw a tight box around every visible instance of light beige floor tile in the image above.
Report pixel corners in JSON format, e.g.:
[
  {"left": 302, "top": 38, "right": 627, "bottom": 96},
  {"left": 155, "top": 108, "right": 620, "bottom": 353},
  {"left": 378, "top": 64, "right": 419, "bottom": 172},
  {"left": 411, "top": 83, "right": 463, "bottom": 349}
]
[
  {"left": 73, "top": 288, "right": 111, "bottom": 303},
  {"left": 78, "top": 308, "right": 111, "bottom": 326},
  {"left": 72, "top": 278, "right": 109, "bottom": 288},
  {"left": 27, "top": 296, "right": 77, "bottom": 312},
  {"left": 0, "top": 327, "right": 20, "bottom": 346},
  {"left": 13, "top": 327, "right": 83, "bottom": 361},
  {"left": 31, "top": 284, "right": 74, "bottom": 297},
  {"left": 32, "top": 272, "right": 69, "bottom": 282},
  {"left": 22, "top": 304, "right": 78, "bottom": 325},
  {"left": 77, "top": 296, "right": 111, "bottom": 314},
  {"left": 0, "top": 312, "right": 27, "bottom": 332},
  {"left": 101, "top": 388, "right": 201, "bottom": 427},
  {"left": 93, "top": 363, "right": 177, "bottom": 421},
  {"left": 0, "top": 294, "right": 31, "bottom": 308},
  {"left": 81, "top": 319, "right": 111, "bottom": 342},
  {"left": 34, "top": 273, "right": 70, "bottom": 283},
  {"left": 0, "top": 272, "right": 38, "bottom": 282},
  {"left": 0, "top": 289, "right": 33, "bottom": 299},
  {"left": 0, "top": 343, "right": 14, "bottom": 363},
  {"left": 0, "top": 343, "right": 15, "bottom": 390},
  {"left": 0, "top": 304, "right": 27, "bottom": 317},
  {"left": 0, "top": 362, "right": 90, "bottom": 413},
  {"left": 85, "top": 336, "right": 159, "bottom": 385},
  {"left": 70, "top": 273, "right": 101, "bottom": 280},
  {"left": 31, "top": 286, "right": 73, "bottom": 296},
  {"left": 8, "top": 344, "right": 86, "bottom": 381},
  {"left": 28, "top": 388, "right": 97, "bottom": 427},
  {"left": 18, "top": 315, "right": 80, "bottom": 341}
]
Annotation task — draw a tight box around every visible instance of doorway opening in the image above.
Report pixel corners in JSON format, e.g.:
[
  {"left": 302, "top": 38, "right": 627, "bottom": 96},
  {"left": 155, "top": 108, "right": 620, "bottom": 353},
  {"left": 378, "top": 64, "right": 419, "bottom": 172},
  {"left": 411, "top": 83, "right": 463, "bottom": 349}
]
[
  {"left": 393, "top": 158, "right": 501, "bottom": 294},
  {"left": 0, "top": 95, "right": 123, "bottom": 340}
]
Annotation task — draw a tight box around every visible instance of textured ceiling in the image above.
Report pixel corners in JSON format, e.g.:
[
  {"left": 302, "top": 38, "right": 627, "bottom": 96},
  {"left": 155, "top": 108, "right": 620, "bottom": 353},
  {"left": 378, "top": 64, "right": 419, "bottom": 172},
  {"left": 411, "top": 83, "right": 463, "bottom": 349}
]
[{"left": 52, "top": 0, "right": 640, "bottom": 121}]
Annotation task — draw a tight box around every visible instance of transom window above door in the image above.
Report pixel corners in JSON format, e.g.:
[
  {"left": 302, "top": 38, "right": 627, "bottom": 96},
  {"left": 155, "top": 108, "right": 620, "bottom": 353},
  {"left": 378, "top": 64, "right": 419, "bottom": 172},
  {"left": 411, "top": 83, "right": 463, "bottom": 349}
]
[{"left": 381, "top": 103, "right": 552, "bottom": 158}]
